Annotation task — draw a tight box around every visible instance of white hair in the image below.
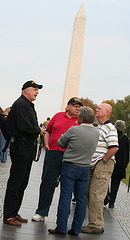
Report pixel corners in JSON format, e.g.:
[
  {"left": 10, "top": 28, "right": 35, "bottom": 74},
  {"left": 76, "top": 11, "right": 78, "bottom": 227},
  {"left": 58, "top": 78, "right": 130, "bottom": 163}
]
[{"left": 115, "top": 120, "right": 125, "bottom": 131}]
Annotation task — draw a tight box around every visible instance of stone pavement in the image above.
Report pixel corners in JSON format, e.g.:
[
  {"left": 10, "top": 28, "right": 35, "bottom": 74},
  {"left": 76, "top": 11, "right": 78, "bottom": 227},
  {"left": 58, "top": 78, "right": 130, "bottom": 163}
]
[
  {"left": 0, "top": 149, "right": 130, "bottom": 240},
  {"left": 108, "top": 182, "right": 130, "bottom": 238}
]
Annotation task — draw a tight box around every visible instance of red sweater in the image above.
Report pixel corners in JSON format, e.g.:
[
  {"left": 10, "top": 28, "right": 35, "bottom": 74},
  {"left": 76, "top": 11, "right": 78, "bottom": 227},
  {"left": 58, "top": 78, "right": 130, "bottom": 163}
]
[{"left": 47, "top": 112, "right": 79, "bottom": 152}]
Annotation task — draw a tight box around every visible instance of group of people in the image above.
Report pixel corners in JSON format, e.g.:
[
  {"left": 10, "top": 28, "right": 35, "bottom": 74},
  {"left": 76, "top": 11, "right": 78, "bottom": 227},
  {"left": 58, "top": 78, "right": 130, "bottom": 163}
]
[{"left": 1, "top": 80, "right": 129, "bottom": 236}]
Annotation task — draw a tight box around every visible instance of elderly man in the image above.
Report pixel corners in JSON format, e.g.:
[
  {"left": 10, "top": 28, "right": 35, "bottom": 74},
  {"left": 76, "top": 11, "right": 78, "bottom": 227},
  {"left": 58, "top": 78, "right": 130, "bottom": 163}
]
[
  {"left": 32, "top": 97, "right": 83, "bottom": 222},
  {"left": 82, "top": 103, "right": 119, "bottom": 234},
  {"left": 48, "top": 106, "right": 99, "bottom": 236},
  {"left": 3, "top": 80, "right": 46, "bottom": 227}
]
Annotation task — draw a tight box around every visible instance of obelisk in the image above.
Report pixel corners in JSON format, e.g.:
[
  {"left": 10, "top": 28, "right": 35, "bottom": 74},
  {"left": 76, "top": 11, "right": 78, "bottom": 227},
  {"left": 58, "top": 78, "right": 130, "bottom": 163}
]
[{"left": 61, "top": 5, "right": 86, "bottom": 111}]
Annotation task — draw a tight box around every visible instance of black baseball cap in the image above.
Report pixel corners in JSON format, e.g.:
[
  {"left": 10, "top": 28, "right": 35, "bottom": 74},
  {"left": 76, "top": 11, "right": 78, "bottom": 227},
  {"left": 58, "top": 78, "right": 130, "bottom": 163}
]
[
  {"left": 22, "top": 80, "right": 43, "bottom": 91},
  {"left": 67, "top": 97, "right": 83, "bottom": 106}
]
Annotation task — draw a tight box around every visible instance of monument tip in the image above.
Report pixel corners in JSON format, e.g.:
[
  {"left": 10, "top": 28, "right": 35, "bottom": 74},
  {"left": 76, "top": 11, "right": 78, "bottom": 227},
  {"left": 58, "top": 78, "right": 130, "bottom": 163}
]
[{"left": 76, "top": 4, "right": 86, "bottom": 18}]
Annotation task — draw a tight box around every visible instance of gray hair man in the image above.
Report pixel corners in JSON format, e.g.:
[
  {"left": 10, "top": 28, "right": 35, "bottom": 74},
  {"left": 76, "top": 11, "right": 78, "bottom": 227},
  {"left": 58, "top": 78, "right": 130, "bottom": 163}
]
[
  {"left": 78, "top": 106, "right": 96, "bottom": 124},
  {"left": 48, "top": 106, "right": 99, "bottom": 236}
]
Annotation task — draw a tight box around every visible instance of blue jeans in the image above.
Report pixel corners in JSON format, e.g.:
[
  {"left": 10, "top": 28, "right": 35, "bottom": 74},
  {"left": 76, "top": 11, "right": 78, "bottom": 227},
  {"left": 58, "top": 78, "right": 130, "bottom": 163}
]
[
  {"left": 0, "top": 131, "right": 8, "bottom": 162},
  {"left": 56, "top": 162, "right": 89, "bottom": 234},
  {"left": 36, "top": 150, "right": 63, "bottom": 216}
]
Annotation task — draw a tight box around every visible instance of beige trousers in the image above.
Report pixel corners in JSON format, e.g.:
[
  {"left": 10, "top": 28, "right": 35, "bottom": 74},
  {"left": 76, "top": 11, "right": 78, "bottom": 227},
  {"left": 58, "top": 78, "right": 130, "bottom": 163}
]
[{"left": 87, "top": 160, "right": 114, "bottom": 229}]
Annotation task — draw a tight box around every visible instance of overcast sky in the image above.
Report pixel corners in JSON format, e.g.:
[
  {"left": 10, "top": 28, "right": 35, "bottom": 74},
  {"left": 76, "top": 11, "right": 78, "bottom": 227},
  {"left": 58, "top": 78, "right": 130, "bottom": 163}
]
[{"left": 0, "top": 0, "right": 130, "bottom": 123}]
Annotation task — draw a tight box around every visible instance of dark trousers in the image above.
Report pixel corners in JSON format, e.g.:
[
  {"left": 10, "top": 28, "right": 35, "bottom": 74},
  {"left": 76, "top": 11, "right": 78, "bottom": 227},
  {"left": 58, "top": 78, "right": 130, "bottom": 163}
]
[
  {"left": 4, "top": 139, "right": 35, "bottom": 219},
  {"left": 109, "top": 175, "right": 121, "bottom": 204},
  {"left": 36, "top": 150, "right": 63, "bottom": 216}
]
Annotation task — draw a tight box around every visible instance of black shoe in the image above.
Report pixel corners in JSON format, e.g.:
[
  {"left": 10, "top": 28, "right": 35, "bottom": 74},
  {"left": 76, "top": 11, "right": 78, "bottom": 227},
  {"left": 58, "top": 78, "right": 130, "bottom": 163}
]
[
  {"left": 68, "top": 229, "right": 78, "bottom": 236},
  {"left": 104, "top": 195, "right": 111, "bottom": 205},
  {"left": 48, "top": 228, "right": 66, "bottom": 235},
  {"left": 109, "top": 203, "right": 114, "bottom": 208}
]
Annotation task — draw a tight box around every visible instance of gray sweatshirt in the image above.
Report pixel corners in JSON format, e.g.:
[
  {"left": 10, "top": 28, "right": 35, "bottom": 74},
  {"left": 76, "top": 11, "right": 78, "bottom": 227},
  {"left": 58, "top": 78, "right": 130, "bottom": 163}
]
[{"left": 57, "top": 123, "right": 99, "bottom": 167}]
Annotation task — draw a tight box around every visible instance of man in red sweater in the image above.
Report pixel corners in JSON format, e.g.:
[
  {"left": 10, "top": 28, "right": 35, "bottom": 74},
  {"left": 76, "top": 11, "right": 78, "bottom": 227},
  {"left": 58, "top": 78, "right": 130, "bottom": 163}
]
[{"left": 32, "top": 97, "right": 83, "bottom": 222}]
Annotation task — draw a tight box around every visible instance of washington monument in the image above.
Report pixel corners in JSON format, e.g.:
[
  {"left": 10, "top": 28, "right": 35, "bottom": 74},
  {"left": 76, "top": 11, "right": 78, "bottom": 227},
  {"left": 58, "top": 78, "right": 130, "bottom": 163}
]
[{"left": 61, "top": 5, "right": 86, "bottom": 111}]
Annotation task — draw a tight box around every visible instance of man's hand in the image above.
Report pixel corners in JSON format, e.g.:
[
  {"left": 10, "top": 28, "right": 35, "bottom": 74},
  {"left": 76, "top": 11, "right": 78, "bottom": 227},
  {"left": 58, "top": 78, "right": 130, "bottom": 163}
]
[
  {"left": 40, "top": 127, "right": 47, "bottom": 135},
  {"left": 45, "top": 144, "right": 50, "bottom": 150},
  {"left": 103, "top": 146, "right": 119, "bottom": 162}
]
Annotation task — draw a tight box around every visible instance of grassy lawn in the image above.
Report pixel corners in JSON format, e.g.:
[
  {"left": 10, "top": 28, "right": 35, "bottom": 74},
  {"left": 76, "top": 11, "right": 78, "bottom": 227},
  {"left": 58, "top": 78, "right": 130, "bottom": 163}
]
[{"left": 122, "top": 161, "right": 130, "bottom": 186}]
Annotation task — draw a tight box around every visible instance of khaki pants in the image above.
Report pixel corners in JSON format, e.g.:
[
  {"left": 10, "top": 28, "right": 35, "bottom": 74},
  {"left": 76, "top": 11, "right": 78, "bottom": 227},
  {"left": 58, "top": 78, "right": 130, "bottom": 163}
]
[{"left": 87, "top": 160, "right": 114, "bottom": 229}]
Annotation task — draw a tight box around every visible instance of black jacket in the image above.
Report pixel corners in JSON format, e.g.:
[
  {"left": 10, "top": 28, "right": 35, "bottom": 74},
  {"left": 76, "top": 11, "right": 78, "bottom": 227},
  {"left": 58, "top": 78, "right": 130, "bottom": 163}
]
[
  {"left": 8, "top": 95, "right": 40, "bottom": 140},
  {"left": 112, "top": 131, "right": 129, "bottom": 179}
]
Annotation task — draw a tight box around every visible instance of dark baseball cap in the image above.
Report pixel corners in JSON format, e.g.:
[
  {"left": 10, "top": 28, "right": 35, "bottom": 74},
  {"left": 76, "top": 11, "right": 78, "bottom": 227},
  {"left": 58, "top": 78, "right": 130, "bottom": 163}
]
[
  {"left": 22, "top": 80, "right": 43, "bottom": 91},
  {"left": 67, "top": 97, "right": 83, "bottom": 106}
]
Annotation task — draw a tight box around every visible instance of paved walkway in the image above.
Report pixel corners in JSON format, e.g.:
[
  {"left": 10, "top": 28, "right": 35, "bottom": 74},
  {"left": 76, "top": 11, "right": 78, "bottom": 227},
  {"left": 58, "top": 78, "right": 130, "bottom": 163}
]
[
  {"left": 0, "top": 149, "right": 130, "bottom": 240},
  {"left": 108, "top": 182, "right": 130, "bottom": 238}
]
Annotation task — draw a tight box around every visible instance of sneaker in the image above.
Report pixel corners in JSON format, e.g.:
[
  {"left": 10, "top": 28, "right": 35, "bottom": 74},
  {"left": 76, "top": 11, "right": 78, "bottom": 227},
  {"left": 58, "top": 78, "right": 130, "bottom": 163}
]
[
  {"left": 32, "top": 214, "right": 45, "bottom": 222},
  {"left": 15, "top": 214, "right": 28, "bottom": 223},
  {"left": 3, "top": 218, "right": 22, "bottom": 227}
]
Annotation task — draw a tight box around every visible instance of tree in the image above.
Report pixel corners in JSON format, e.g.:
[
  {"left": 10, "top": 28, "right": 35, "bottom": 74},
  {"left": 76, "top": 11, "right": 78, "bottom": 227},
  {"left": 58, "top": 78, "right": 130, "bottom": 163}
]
[
  {"left": 102, "top": 99, "right": 115, "bottom": 106},
  {"left": 111, "top": 95, "right": 130, "bottom": 138},
  {"left": 80, "top": 97, "right": 97, "bottom": 112},
  {"left": 79, "top": 96, "right": 130, "bottom": 138}
]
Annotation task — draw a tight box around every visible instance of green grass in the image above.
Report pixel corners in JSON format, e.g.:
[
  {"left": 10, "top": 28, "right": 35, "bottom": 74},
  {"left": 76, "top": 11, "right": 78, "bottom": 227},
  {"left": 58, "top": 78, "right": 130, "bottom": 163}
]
[{"left": 122, "top": 162, "right": 130, "bottom": 186}]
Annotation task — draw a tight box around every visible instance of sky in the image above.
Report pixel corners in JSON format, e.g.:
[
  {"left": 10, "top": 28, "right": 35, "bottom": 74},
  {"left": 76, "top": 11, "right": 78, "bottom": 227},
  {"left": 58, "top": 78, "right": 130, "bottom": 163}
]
[{"left": 0, "top": 0, "right": 130, "bottom": 123}]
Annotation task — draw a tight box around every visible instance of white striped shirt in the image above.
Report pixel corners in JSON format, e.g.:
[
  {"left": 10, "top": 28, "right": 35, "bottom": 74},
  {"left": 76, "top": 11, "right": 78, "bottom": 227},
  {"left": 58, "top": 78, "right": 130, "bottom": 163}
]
[{"left": 91, "top": 121, "right": 118, "bottom": 166}]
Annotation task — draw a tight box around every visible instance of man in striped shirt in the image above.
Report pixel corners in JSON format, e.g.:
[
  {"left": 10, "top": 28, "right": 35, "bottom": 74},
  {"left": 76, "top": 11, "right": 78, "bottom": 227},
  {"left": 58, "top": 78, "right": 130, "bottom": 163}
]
[{"left": 82, "top": 103, "right": 119, "bottom": 234}]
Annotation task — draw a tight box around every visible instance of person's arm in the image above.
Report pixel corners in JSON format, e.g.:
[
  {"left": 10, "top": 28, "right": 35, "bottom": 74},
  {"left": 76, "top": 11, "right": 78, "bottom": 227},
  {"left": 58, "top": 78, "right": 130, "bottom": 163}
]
[
  {"left": 57, "top": 127, "right": 72, "bottom": 149},
  {"left": 44, "top": 132, "right": 50, "bottom": 150},
  {"left": 103, "top": 146, "right": 119, "bottom": 162}
]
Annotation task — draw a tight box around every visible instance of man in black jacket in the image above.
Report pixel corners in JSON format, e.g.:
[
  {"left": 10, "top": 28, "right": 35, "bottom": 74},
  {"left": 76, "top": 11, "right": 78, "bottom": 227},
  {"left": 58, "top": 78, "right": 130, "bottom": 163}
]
[{"left": 3, "top": 80, "right": 46, "bottom": 227}]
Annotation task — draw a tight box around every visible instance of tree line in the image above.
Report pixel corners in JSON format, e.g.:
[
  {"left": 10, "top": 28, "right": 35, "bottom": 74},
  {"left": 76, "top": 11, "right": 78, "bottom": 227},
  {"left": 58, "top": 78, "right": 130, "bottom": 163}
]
[
  {"left": 80, "top": 95, "right": 130, "bottom": 138},
  {"left": 0, "top": 95, "right": 130, "bottom": 138}
]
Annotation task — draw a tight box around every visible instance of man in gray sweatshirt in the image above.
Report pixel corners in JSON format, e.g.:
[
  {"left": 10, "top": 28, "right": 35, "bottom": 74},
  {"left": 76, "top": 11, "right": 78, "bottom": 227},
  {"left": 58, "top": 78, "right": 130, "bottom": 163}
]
[{"left": 48, "top": 106, "right": 99, "bottom": 236}]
